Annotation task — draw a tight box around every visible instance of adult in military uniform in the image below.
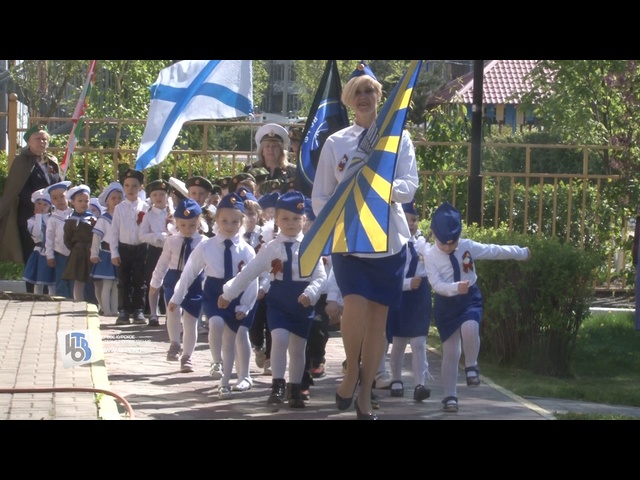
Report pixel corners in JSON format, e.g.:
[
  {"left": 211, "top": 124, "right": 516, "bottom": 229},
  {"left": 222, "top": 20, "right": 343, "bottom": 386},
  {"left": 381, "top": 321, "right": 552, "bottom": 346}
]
[
  {"left": 0, "top": 124, "right": 61, "bottom": 292},
  {"left": 245, "top": 123, "right": 297, "bottom": 185}
]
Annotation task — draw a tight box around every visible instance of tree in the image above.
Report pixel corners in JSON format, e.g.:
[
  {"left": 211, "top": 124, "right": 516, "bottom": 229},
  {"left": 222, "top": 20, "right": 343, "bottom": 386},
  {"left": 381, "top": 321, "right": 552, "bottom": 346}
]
[{"left": 519, "top": 60, "right": 640, "bottom": 208}]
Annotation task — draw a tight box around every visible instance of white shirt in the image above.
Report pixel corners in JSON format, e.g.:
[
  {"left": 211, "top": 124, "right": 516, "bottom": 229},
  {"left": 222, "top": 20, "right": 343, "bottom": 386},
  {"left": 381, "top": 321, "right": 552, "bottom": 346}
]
[
  {"left": 424, "top": 237, "right": 530, "bottom": 297},
  {"left": 312, "top": 124, "right": 418, "bottom": 257},
  {"left": 45, "top": 207, "right": 73, "bottom": 259},
  {"left": 109, "top": 197, "right": 147, "bottom": 258},
  {"left": 222, "top": 232, "right": 327, "bottom": 307},
  {"left": 403, "top": 234, "right": 431, "bottom": 291},
  {"left": 27, "top": 213, "right": 49, "bottom": 255},
  {"left": 149, "top": 231, "right": 204, "bottom": 289},
  {"left": 171, "top": 235, "right": 258, "bottom": 316},
  {"left": 139, "top": 205, "right": 170, "bottom": 248}
]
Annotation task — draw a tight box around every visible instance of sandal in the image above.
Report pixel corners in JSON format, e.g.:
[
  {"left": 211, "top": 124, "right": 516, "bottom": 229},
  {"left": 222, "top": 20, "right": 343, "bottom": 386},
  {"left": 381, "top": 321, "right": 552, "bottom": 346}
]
[
  {"left": 389, "top": 380, "right": 404, "bottom": 397},
  {"left": 442, "top": 396, "right": 458, "bottom": 412},
  {"left": 465, "top": 366, "right": 481, "bottom": 387}
]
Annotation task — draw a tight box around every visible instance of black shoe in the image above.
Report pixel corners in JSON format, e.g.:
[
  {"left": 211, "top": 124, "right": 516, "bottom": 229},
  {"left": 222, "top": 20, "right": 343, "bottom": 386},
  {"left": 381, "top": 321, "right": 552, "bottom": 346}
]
[
  {"left": 355, "top": 396, "right": 378, "bottom": 420},
  {"left": 390, "top": 380, "right": 404, "bottom": 397},
  {"left": 267, "top": 378, "right": 286, "bottom": 404},
  {"left": 335, "top": 391, "right": 354, "bottom": 411},
  {"left": 465, "top": 366, "right": 481, "bottom": 387},
  {"left": 413, "top": 384, "right": 431, "bottom": 402},
  {"left": 148, "top": 316, "right": 160, "bottom": 327},
  {"left": 132, "top": 309, "right": 146, "bottom": 325},
  {"left": 115, "top": 310, "right": 130, "bottom": 325}
]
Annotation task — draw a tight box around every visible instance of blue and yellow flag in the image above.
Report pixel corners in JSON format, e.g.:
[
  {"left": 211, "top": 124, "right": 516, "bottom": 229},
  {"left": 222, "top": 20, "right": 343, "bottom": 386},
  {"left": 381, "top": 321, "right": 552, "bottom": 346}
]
[{"left": 298, "top": 60, "right": 423, "bottom": 277}]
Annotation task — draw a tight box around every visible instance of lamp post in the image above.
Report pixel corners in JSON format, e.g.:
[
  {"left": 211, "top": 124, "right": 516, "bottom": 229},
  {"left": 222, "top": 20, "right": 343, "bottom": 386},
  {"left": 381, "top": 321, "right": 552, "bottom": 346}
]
[{"left": 467, "top": 60, "right": 484, "bottom": 226}]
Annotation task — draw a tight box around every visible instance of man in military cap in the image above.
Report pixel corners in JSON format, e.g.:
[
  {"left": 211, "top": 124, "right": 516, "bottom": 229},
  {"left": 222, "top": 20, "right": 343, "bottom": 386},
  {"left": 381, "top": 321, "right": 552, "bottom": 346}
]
[
  {"left": 229, "top": 171, "right": 256, "bottom": 195},
  {"left": 248, "top": 167, "right": 269, "bottom": 199},
  {"left": 288, "top": 126, "right": 303, "bottom": 163},
  {"left": 0, "top": 124, "right": 61, "bottom": 292}
]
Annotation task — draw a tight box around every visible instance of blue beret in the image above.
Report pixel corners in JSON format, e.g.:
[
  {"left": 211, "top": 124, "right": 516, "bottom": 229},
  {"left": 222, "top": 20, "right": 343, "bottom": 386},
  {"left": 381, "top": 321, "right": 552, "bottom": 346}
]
[
  {"left": 174, "top": 198, "right": 202, "bottom": 219},
  {"left": 430, "top": 201, "right": 462, "bottom": 244},
  {"left": 218, "top": 192, "right": 245, "bottom": 214},
  {"left": 349, "top": 61, "right": 377, "bottom": 81},
  {"left": 258, "top": 191, "right": 280, "bottom": 210},
  {"left": 276, "top": 190, "right": 305, "bottom": 215},
  {"left": 402, "top": 200, "right": 419, "bottom": 216},
  {"left": 304, "top": 197, "right": 316, "bottom": 221},
  {"left": 236, "top": 185, "right": 257, "bottom": 203}
]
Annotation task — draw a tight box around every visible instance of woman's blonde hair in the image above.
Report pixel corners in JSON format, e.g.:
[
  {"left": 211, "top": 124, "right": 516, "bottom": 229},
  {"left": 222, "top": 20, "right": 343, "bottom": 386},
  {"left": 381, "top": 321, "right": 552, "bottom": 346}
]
[
  {"left": 255, "top": 139, "right": 291, "bottom": 169},
  {"left": 341, "top": 75, "right": 383, "bottom": 110}
]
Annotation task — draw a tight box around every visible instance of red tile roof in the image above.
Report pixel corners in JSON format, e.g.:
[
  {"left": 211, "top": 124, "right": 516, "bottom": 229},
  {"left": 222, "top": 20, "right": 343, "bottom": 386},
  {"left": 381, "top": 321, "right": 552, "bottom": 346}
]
[{"left": 431, "top": 60, "right": 540, "bottom": 105}]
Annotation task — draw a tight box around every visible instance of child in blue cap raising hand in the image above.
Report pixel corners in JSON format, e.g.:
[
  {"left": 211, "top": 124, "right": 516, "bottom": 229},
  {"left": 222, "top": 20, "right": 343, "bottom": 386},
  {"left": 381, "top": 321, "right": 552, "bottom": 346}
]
[
  {"left": 218, "top": 191, "right": 327, "bottom": 408},
  {"left": 424, "top": 201, "right": 531, "bottom": 413}
]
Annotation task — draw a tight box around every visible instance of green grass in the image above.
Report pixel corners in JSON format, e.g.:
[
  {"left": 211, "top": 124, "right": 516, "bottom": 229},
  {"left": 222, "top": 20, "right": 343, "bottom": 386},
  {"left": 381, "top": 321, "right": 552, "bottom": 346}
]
[
  {"left": 0, "top": 261, "right": 25, "bottom": 280},
  {"left": 427, "top": 310, "right": 640, "bottom": 417}
]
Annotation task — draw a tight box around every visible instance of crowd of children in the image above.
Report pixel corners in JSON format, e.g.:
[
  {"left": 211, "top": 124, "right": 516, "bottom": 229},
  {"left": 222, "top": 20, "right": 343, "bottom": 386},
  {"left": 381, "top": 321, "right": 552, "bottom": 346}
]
[{"left": 19, "top": 117, "right": 532, "bottom": 418}]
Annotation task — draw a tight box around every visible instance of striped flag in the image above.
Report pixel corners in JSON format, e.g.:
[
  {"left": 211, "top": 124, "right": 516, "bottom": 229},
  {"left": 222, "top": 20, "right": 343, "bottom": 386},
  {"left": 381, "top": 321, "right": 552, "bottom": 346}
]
[
  {"left": 295, "top": 60, "right": 349, "bottom": 197},
  {"left": 135, "top": 60, "right": 253, "bottom": 171},
  {"left": 298, "top": 60, "right": 423, "bottom": 277},
  {"left": 60, "top": 60, "right": 96, "bottom": 179}
]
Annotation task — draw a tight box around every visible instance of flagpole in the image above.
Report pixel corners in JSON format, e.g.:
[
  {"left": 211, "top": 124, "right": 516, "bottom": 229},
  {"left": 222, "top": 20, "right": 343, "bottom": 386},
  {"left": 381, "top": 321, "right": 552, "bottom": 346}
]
[{"left": 60, "top": 60, "right": 97, "bottom": 180}]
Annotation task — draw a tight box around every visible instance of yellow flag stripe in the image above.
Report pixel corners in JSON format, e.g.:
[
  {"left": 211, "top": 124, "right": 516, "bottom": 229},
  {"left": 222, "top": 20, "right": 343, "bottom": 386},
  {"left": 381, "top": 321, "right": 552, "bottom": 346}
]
[
  {"left": 332, "top": 208, "right": 348, "bottom": 252},
  {"left": 300, "top": 177, "right": 355, "bottom": 275},
  {"left": 353, "top": 181, "right": 387, "bottom": 250},
  {"left": 363, "top": 166, "right": 393, "bottom": 202}
]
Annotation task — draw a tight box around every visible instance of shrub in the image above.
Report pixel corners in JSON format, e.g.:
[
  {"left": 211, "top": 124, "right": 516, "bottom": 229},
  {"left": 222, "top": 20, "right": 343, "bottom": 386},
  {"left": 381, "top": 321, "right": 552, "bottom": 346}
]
[{"left": 463, "top": 224, "right": 603, "bottom": 378}]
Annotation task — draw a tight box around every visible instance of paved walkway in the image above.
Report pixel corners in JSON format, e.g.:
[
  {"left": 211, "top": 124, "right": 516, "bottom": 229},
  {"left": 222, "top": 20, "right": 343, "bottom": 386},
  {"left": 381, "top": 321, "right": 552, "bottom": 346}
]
[{"left": 1, "top": 280, "right": 639, "bottom": 420}]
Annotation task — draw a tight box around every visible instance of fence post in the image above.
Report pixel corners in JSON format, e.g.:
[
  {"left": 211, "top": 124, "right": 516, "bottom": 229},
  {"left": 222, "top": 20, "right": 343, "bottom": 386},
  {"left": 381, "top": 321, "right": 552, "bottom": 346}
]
[{"left": 7, "top": 93, "right": 17, "bottom": 166}]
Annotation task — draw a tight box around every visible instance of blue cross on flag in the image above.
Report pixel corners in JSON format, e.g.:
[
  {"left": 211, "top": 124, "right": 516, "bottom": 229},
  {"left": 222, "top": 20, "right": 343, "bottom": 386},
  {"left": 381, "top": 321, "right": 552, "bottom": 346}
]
[{"left": 136, "top": 60, "right": 253, "bottom": 171}]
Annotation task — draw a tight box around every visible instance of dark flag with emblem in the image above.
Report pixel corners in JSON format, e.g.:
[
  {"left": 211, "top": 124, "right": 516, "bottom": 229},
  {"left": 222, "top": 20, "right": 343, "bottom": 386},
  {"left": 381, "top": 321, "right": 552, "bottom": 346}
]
[{"left": 295, "top": 60, "right": 349, "bottom": 197}]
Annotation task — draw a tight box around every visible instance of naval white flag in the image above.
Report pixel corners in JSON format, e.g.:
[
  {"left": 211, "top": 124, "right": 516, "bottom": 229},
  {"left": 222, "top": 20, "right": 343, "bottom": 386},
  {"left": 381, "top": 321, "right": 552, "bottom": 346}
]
[{"left": 136, "top": 60, "right": 253, "bottom": 171}]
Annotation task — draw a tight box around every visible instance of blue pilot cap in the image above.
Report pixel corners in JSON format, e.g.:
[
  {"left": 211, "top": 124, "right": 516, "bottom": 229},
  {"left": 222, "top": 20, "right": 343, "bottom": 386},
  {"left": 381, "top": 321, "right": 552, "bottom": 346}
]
[
  {"left": 349, "top": 60, "right": 377, "bottom": 81},
  {"left": 303, "top": 196, "right": 316, "bottom": 221},
  {"left": 258, "top": 191, "right": 280, "bottom": 210},
  {"left": 402, "top": 199, "right": 419, "bottom": 216},
  {"left": 276, "top": 190, "right": 305, "bottom": 215},
  {"left": 218, "top": 192, "right": 245, "bottom": 214},
  {"left": 430, "top": 201, "right": 462, "bottom": 244},
  {"left": 174, "top": 198, "right": 202, "bottom": 219}
]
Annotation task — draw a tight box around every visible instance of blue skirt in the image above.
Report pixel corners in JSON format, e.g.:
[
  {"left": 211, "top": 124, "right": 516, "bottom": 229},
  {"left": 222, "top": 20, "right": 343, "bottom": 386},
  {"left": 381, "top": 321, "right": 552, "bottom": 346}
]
[
  {"left": 164, "top": 269, "right": 203, "bottom": 318},
  {"left": 331, "top": 246, "right": 406, "bottom": 307},
  {"left": 202, "top": 276, "right": 249, "bottom": 333},
  {"left": 22, "top": 252, "right": 55, "bottom": 286},
  {"left": 386, "top": 277, "right": 432, "bottom": 342},
  {"left": 266, "top": 279, "right": 314, "bottom": 338},
  {"left": 433, "top": 284, "right": 483, "bottom": 342},
  {"left": 90, "top": 249, "right": 118, "bottom": 280}
]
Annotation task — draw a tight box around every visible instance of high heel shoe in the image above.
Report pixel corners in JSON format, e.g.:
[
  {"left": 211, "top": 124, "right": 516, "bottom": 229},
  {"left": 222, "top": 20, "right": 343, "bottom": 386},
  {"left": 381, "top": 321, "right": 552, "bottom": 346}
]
[
  {"left": 335, "top": 391, "right": 354, "bottom": 411},
  {"left": 354, "top": 396, "right": 378, "bottom": 420},
  {"left": 336, "top": 367, "right": 360, "bottom": 410}
]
